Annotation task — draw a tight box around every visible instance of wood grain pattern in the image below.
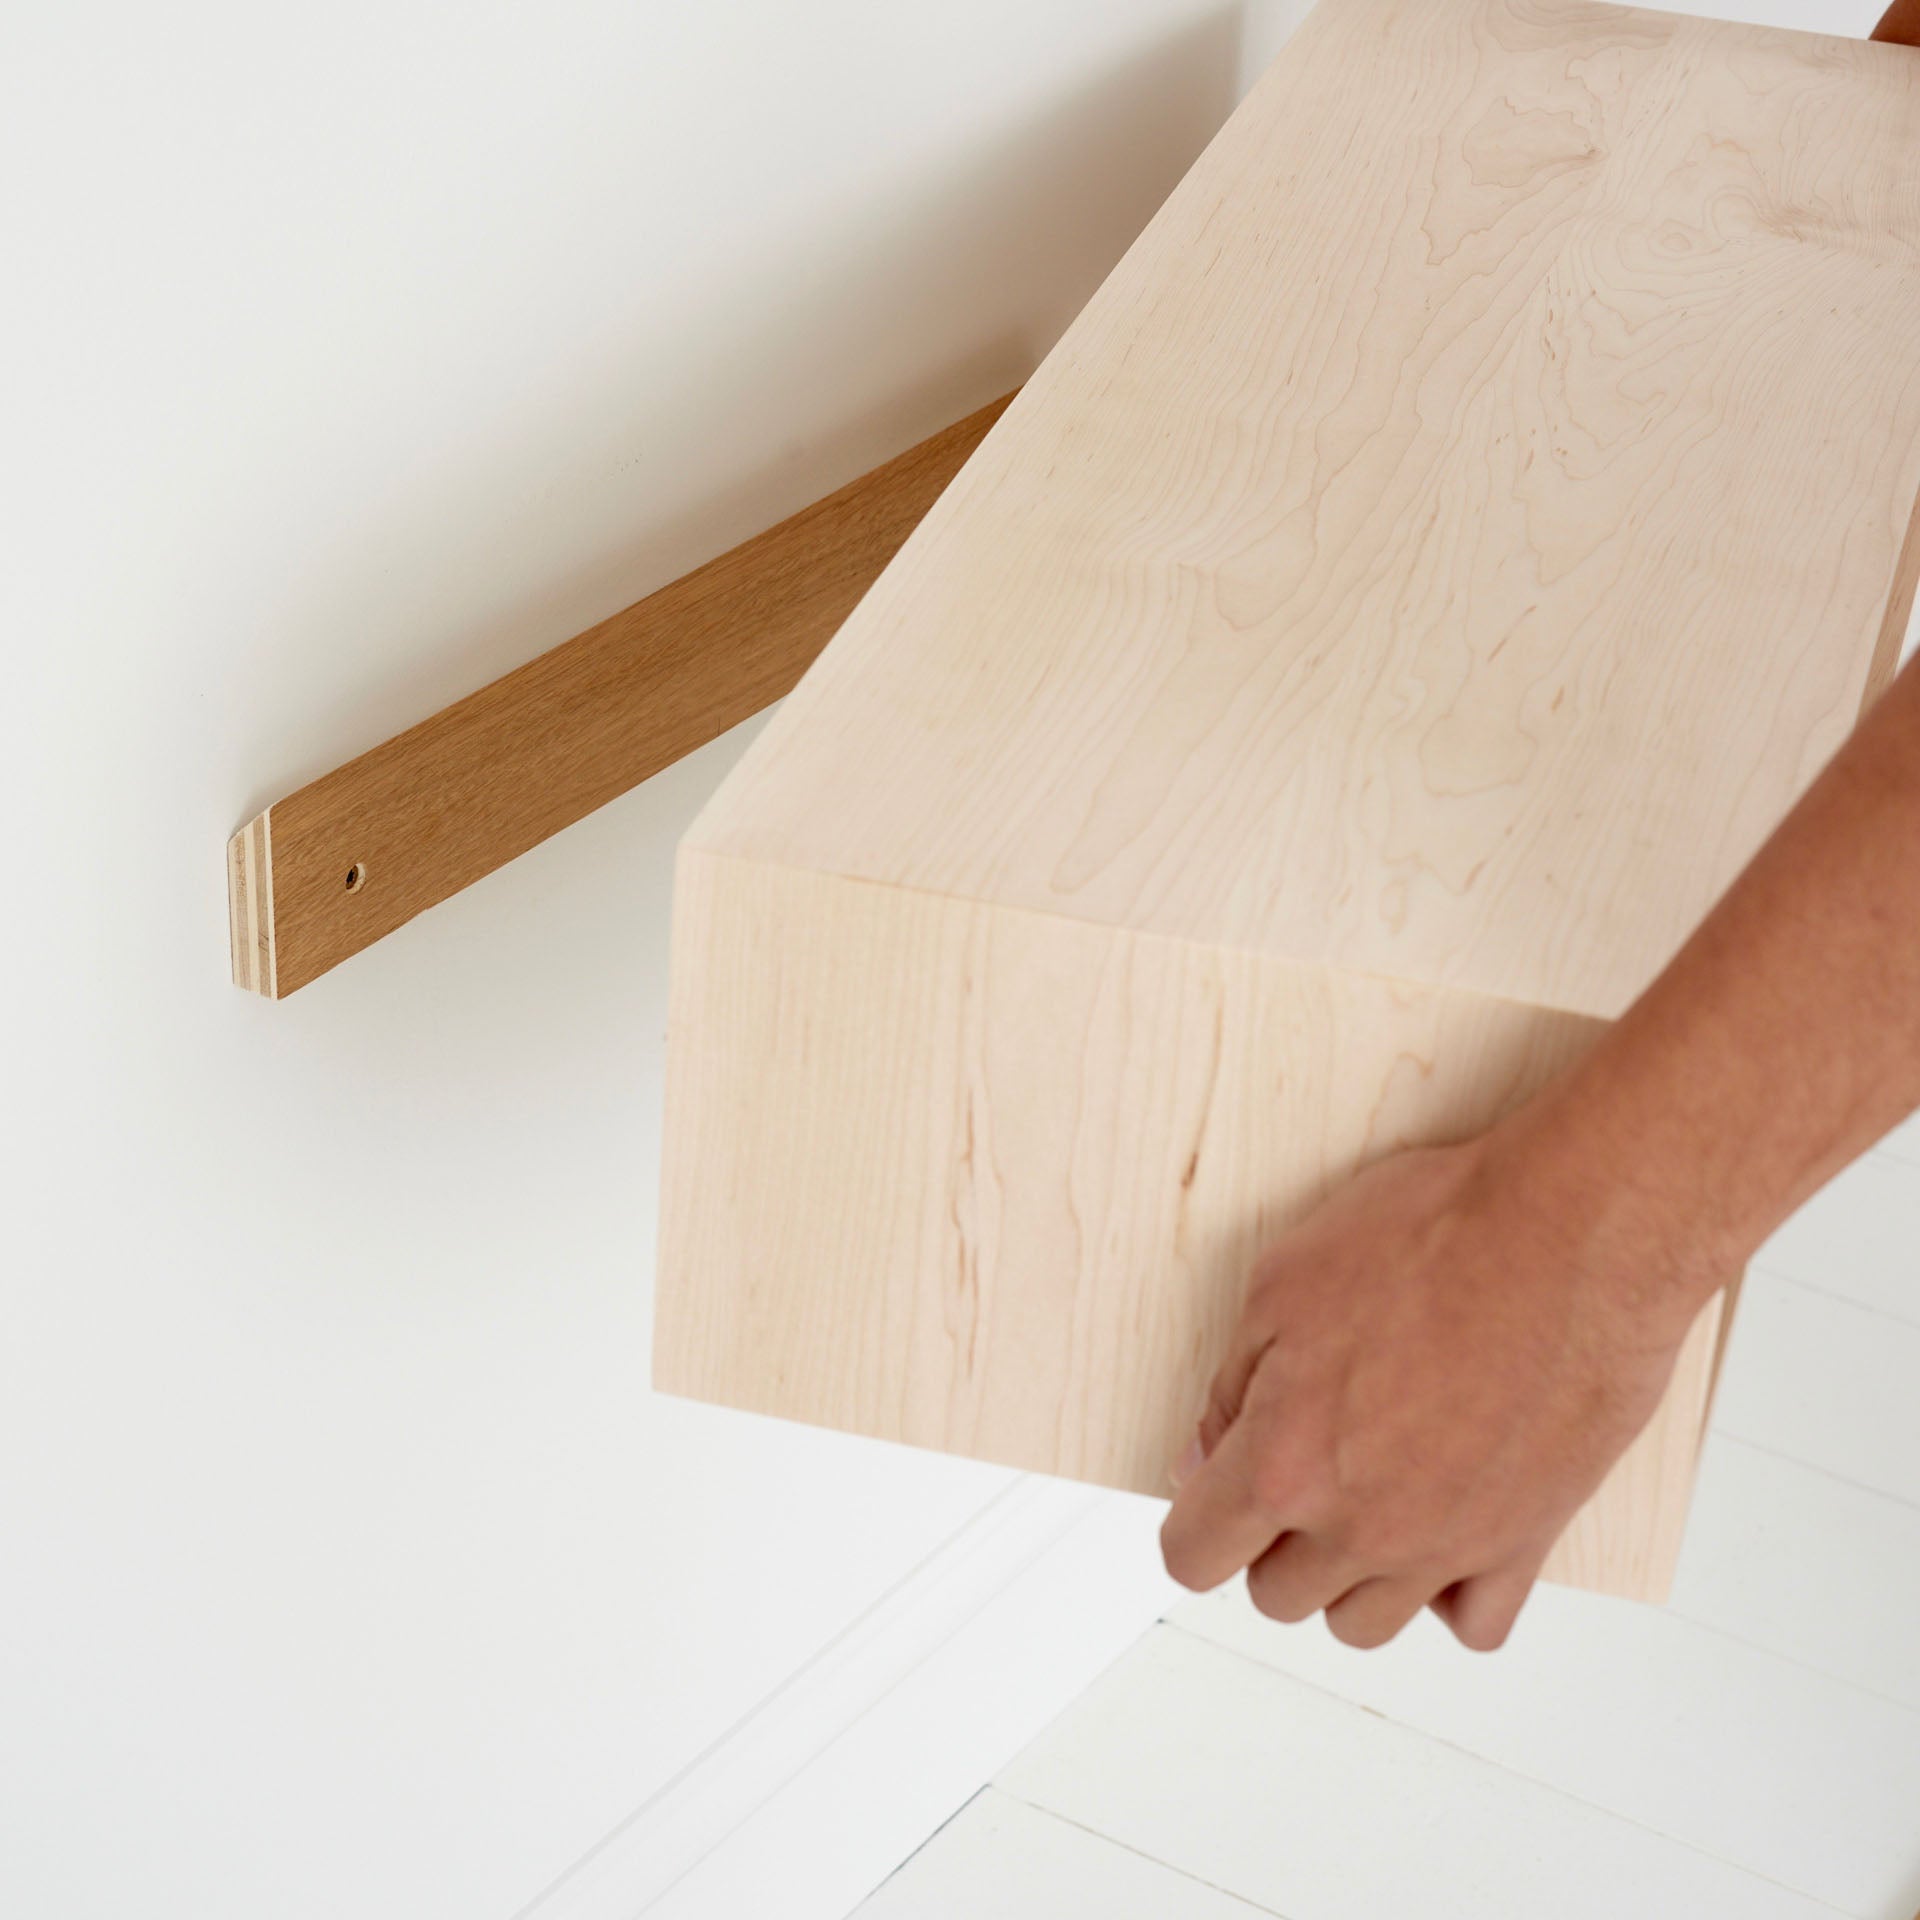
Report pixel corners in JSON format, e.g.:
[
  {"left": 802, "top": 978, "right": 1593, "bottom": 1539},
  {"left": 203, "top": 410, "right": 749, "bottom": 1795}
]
[
  {"left": 692, "top": 0, "right": 1920, "bottom": 1022},
  {"left": 657, "top": 851, "right": 1718, "bottom": 1598},
  {"left": 657, "top": 0, "right": 1920, "bottom": 1599},
  {"left": 224, "top": 393, "right": 1015, "bottom": 998}
]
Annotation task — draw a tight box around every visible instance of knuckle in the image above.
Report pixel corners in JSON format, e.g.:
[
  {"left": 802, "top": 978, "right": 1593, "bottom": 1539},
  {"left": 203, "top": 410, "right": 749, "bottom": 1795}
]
[
  {"left": 1246, "top": 1452, "right": 1306, "bottom": 1520},
  {"left": 1344, "top": 1509, "right": 1424, "bottom": 1572},
  {"left": 1336, "top": 1517, "right": 1383, "bottom": 1565}
]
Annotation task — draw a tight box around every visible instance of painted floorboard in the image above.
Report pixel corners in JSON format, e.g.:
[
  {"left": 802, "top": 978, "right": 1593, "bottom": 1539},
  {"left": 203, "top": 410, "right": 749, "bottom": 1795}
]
[
  {"left": 649, "top": 1488, "right": 1177, "bottom": 1920},
  {"left": 1713, "top": 1269, "right": 1920, "bottom": 1513},
  {"left": 1672, "top": 1433, "right": 1920, "bottom": 1716},
  {"left": 1872, "top": 1113, "right": 1920, "bottom": 1173},
  {"left": 1169, "top": 1578, "right": 1920, "bottom": 1917},
  {"left": 1756, "top": 1153, "right": 1920, "bottom": 1328},
  {"left": 856, "top": 1789, "right": 1279, "bottom": 1920},
  {"left": 997, "top": 1629, "right": 1845, "bottom": 1920}
]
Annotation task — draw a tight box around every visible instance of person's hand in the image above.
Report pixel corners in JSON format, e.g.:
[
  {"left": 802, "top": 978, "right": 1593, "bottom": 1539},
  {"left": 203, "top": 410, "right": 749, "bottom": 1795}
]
[{"left": 1159, "top": 1118, "right": 1728, "bottom": 1651}]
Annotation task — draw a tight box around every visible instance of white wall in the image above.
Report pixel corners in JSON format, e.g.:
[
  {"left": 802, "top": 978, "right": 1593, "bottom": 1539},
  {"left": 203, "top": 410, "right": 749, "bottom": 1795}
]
[
  {"left": 0, "top": 4, "right": 1308, "bottom": 1916},
  {"left": 26, "top": 0, "right": 1903, "bottom": 1911}
]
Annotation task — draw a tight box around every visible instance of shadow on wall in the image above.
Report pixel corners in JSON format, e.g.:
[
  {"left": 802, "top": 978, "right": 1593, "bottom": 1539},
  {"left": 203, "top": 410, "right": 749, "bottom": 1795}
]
[{"left": 238, "top": 4, "right": 1252, "bottom": 821}]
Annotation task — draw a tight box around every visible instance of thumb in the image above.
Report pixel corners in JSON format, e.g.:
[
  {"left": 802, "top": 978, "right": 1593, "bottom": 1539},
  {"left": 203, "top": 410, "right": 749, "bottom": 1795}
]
[
  {"left": 1432, "top": 1543, "right": 1551, "bottom": 1652},
  {"left": 1175, "top": 1320, "right": 1277, "bottom": 1484},
  {"left": 1186, "top": 1216, "right": 1349, "bottom": 1471}
]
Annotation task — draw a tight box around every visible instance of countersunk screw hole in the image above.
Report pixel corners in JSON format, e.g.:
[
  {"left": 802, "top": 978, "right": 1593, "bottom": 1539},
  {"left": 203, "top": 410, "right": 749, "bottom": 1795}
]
[{"left": 345, "top": 862, "right": 367, "bottom": 893}]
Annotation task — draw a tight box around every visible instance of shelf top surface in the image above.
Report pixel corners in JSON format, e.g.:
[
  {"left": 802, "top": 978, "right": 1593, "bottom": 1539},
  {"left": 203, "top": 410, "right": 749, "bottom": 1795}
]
[{"left": 691, "top": 0, "right": 1920, "bottom": 1020}]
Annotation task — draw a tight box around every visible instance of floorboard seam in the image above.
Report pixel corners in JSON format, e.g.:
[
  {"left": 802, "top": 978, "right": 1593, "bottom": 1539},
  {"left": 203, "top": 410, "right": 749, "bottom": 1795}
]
[
  {"left": 985, "top": 1785, "right": 1293, "bottom": 1919},
  {"left": 1708, "top": 1428, "right": 1920, "bottom": 1521},
  {"left": 1747, "top": 1262, "right": 1920, "bottom": 1335},
  {"left": 1661, "top": 1599, "right": 1920, "bottom": 1724},
  {"left": 1154, "top": 1620, "right": 1861, "bottom": 1916}
]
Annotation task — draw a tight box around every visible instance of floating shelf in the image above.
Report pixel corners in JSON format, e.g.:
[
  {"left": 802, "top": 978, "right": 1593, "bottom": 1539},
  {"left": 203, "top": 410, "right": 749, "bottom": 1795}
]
[{"left": 653, "top": 0, "right": 1920, "bottom": 1602}]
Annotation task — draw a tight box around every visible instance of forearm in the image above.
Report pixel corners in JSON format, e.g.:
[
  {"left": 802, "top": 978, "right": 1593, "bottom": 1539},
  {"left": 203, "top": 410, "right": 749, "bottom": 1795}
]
[
  {"left": 1878, "top": 1, "right": 1920, "bottom": 48},
  {"left": 1496, "top": 655, "right": 1920, "bottom": 1320},
  {"left": 1161, "top": 1, "right": 1920, "bottom": 1651}
]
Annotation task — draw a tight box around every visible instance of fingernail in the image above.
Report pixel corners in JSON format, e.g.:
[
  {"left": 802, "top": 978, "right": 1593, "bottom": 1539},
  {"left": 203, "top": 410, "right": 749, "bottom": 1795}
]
[{"left": 1169, "top": 1435, "right": 1205, "bottom": 1490}]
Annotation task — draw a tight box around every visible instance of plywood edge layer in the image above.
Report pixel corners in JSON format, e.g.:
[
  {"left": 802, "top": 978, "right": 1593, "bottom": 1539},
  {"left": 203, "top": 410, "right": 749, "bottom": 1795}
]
[
  {"left": 225, "top": 808, "right": 275, "bottom": 997},
  {"left": 655, "top": 848, "right": 1702, "bottom": 1602}
]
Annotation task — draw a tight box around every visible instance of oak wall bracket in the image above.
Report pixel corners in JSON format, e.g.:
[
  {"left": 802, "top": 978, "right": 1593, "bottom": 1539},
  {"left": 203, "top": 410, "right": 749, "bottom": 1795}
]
[{"left": 225, "top": 391, "right": 1016, "bottom": 998}]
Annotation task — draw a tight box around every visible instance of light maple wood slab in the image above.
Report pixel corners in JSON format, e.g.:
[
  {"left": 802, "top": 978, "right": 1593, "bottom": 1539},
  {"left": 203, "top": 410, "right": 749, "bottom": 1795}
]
[
  {"left": 660, "top": 852, "right": 1725, "bottom": 1597},
  {"left": 225, "top": 393, "right": 1014, "bottom": 997},
  {"left": 657, "top": 0, "right": 1920, "bottom": 1599}
]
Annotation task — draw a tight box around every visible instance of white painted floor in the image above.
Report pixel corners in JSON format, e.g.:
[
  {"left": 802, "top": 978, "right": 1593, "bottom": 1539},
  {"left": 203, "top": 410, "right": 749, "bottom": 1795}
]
[{"left": 853, "top": 1125, "right": 1920, "bottom": 1919}]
